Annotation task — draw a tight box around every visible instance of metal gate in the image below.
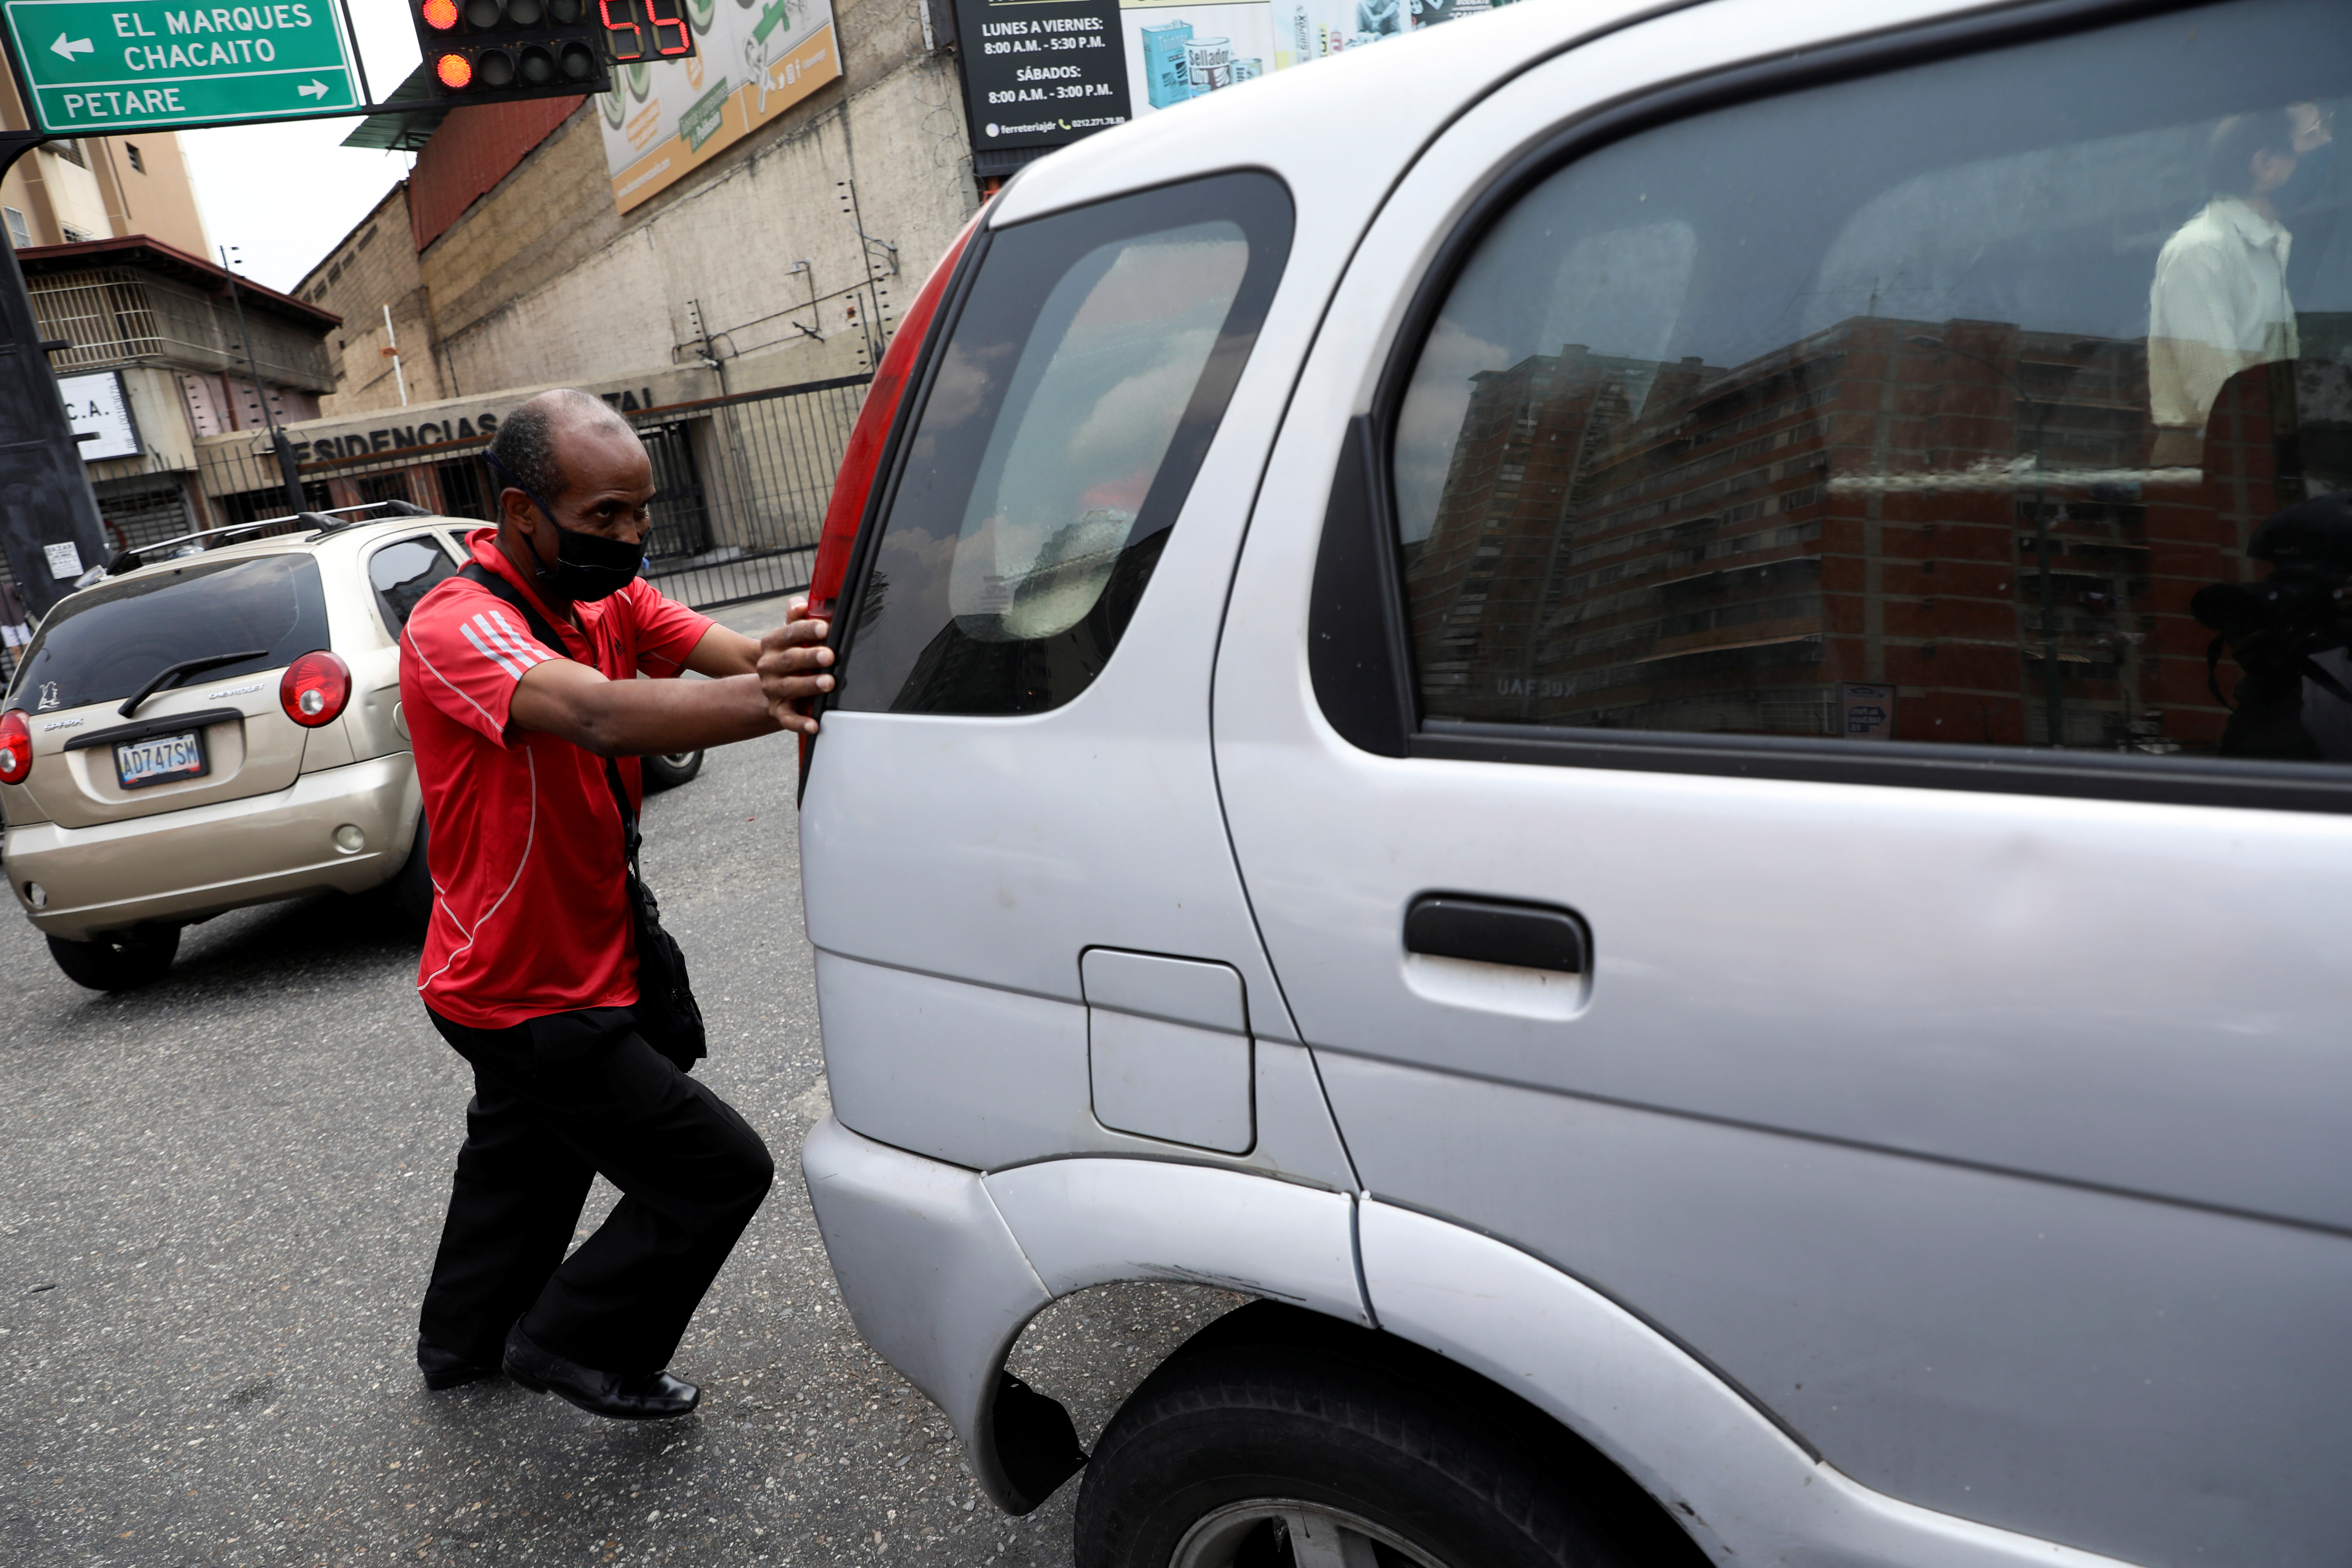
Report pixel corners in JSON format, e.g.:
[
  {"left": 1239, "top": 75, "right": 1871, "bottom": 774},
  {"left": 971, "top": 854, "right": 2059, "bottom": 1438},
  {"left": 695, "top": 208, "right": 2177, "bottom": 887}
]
[
  {"left": 639, "top": 422, "right": 711, "bottom": 564},
  {"left": 188, "top": 373, "right": 871, "bottom": 613}
]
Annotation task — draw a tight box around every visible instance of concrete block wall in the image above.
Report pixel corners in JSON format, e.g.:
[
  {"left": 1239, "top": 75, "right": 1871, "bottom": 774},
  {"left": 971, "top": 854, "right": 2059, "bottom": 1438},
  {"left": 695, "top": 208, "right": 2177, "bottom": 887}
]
[
  {"left": 418, "top": 0, "right": 981, "bottom": 404},
  {"left": 299, "top": 184, "right": 452, "bottom": 418}
]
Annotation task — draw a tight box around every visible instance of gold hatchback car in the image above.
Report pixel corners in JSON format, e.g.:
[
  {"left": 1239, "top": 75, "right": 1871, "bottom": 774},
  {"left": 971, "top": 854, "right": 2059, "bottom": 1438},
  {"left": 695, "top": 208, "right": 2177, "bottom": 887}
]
[{"left": 0, "top": 502, "right": 701, "bottom": 991}]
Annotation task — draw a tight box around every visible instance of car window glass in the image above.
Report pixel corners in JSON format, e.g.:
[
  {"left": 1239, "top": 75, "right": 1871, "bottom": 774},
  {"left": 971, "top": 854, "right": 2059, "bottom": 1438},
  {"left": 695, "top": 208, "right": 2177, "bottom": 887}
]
[
  {"left": 841, "top": 172, "right": 1293, "bottom": 716},
  {"left": 1391, "top": 0, "right": 2351, "bottom": 760},
  {"left": 7, "top": 554, "right": 331, "bottom": 714},
  {"left": 370, "top": 535, "right": 460, "bottom": 634}
]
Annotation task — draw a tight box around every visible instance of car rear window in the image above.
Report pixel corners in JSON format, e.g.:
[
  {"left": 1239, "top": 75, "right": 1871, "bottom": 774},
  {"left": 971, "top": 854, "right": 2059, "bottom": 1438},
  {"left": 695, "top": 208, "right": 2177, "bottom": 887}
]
[
  {"left": 838, "top": 170, "right": 1293, "bottom": 716},
  {"left": 7, "top": 554, "right": 330, "bottom": 715}
]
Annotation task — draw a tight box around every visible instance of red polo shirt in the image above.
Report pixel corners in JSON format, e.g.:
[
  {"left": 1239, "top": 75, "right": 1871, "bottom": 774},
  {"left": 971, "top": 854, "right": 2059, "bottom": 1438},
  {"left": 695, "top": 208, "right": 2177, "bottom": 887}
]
[{"left": 400, "top": 528, "right": 715, "bottom": 1029}]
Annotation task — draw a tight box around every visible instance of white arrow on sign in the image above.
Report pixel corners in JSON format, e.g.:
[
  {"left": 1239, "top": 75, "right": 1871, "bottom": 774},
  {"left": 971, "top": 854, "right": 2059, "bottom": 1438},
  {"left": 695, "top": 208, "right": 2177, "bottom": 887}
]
[
  {"left": 50, "top": 33, "right": 93, "bottom": 59},
  {"left": 296, "top": 79, "right": 327, "bottom": 98}
]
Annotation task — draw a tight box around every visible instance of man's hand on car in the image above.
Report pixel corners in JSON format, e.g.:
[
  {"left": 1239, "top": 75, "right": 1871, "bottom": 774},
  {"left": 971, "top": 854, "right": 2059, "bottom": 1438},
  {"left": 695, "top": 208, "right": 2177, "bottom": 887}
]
[{"left": 756, "top": 597, "right": 833, "bottom": 735}]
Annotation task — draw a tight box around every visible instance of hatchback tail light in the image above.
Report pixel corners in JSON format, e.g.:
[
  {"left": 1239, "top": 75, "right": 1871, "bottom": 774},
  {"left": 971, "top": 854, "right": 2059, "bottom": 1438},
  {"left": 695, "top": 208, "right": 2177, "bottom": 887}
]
[
  {"left": 0, "top": 709, "right": 29, "bottom": 785},
  {"left": 280, "top": 651, "right": 352, "bottom": 728},
  {"left": 806, "top": 199, "right": 992, "bottom": 624}
]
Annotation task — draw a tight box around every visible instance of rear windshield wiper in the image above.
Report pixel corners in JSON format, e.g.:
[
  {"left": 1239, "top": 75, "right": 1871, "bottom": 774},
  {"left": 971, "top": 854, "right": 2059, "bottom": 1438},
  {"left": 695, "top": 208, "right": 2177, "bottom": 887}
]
[{"left": 118, "top": 649, "right": 269, "bottom": 719}]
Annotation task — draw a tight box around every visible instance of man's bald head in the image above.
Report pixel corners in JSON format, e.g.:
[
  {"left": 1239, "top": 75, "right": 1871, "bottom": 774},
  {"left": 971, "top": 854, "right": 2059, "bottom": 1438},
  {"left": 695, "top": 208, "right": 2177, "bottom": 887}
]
[{"left": 485, "top": 388, "right": 640, "bottom": 509}]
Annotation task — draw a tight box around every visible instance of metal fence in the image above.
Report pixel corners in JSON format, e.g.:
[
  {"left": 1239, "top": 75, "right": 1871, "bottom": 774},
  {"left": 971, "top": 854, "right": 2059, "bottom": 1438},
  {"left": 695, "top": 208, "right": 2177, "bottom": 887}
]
[{"left": 194, "top": 372, "right": 873, "bottom": 612}]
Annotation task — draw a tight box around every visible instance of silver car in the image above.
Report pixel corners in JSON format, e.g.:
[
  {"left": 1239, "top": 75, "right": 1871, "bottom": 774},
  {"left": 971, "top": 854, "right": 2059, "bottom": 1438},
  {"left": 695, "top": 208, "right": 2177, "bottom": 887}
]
[{"left": 793, "top": 0, "right": 2352, "bottom": 1566}]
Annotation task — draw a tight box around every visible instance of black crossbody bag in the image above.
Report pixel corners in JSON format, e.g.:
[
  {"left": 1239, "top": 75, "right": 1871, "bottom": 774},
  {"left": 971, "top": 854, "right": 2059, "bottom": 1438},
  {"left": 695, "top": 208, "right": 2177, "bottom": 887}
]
[{"left": 459, "top": 564, "right": 708, "bottom": 1071}]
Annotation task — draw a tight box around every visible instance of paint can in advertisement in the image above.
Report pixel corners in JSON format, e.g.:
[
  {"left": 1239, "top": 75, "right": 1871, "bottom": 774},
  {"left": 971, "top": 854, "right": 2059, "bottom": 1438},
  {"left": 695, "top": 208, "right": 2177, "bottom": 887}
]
[
  {"left": 1234, "top": 57, "right": 1262, "bottom": 81},
  {"left": 1185, "top": 35, "right": 1234, "bottom": 92},
  {"left": 1141, "top": 20, "right": 1196, "bottom": 107}
]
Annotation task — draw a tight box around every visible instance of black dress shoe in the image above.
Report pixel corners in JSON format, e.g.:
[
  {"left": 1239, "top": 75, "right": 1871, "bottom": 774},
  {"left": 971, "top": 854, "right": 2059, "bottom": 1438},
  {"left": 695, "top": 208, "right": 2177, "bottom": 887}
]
[
  {"left": 502, "top": 1323, "right": 700, "bottom": 1420},
  {"left": 418, "top": 1337, "right": 504, "bottom": 1391}
]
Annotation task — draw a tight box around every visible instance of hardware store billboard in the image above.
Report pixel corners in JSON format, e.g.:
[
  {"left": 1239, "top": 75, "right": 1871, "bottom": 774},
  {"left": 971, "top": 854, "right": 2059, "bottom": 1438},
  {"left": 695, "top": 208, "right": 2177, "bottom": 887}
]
[
  {"left": 599, "top": 0, "right": 841, "bottom": 213},
  {"left": 957, "top": 0, "right": 1129, "bottom": 155},
  {"left": 954, "top": 0, "right": 1517, "bottom": 157}
]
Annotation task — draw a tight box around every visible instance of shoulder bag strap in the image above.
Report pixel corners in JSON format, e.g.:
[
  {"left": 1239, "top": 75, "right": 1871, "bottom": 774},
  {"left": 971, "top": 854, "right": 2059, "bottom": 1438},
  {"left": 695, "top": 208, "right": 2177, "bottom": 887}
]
[{"left": 458, "top": 562, "right": 644, "bottom": 865}]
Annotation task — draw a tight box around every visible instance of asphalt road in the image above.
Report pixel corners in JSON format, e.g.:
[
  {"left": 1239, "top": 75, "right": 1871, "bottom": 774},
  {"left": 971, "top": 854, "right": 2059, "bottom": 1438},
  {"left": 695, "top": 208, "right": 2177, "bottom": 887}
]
[{"left": 1, "top": 595, "right": 1242, "bottom": 1568}]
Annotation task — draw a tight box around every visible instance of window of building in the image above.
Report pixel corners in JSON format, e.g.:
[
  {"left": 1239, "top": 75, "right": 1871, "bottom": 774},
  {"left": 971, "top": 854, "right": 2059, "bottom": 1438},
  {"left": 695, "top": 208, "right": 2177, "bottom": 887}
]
[
  {"left": 59, "top": 224, "right": 92, "bottom": 244},
  {"left": 48, "top": 139, "right": 85, "bottom": 168},
  {"left": 214, "top": 482, "right": 334, "bottom": 529},
  {"left": 125, "top": 143, "right": 145, "bottom": 174},
  {"left": 357, "top": 473, "right": 413, "bottom": 508},
  {"left": 435, "top": 458, "right": 494, "bottom": 522},
  {"left": 1387, "top": 0, "right": 2349, "bottom": 763},
  {"left": 4, "top": 208, "right": 28, "bottom": 249},
  {"left": 838, "top": 172, "right": 1293, "bottom": 717}
]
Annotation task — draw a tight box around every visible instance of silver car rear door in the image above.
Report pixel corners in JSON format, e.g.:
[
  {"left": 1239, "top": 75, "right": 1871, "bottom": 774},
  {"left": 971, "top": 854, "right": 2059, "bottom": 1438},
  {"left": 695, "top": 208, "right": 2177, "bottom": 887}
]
[{"left": 1212, "top": 1, "right": 2352, "bottom": 1564}]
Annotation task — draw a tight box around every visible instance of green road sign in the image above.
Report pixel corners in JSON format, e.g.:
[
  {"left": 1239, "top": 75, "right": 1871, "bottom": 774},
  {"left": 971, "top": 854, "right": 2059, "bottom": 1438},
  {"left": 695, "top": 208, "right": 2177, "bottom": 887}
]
[{"left": 1, "top": 0, "right": 358, "bottom": 132}]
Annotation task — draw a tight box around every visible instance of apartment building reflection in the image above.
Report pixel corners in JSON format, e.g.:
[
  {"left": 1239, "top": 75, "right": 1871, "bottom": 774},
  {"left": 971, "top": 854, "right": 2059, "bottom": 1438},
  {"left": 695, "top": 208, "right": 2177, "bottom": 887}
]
[{"left": 1402, "top": 312, "right": 2344, "bottom": 751}]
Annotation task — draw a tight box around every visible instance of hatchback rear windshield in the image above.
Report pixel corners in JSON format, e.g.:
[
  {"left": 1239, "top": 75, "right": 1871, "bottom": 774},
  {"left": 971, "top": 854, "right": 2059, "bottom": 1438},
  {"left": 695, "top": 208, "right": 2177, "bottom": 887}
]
[
  {"left": 7, "top": 554, "right": 330, "bottom": 715},
  {"left": 839, "top": 171, "right": 1293, "bottom": 716}
]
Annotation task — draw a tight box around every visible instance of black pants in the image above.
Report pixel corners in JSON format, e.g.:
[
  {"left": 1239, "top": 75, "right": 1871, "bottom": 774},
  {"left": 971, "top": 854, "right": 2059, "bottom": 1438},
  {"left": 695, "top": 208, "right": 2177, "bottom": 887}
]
[{"left": 419, "top": 1006, "right": 774, "bottom": 1376}]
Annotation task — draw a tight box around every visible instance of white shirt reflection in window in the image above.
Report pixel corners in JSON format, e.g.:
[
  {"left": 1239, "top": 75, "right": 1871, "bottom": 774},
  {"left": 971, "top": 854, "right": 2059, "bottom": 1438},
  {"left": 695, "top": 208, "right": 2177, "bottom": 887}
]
[{"left": 2147, "top": 105, "right": 2332, "bottom": 464}]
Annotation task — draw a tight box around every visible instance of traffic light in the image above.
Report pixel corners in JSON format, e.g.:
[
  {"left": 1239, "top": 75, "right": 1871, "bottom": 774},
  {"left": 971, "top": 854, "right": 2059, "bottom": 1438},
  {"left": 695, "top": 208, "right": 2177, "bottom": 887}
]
[{"left": 408, "top": 0, "right": 698, "bottom": 102}]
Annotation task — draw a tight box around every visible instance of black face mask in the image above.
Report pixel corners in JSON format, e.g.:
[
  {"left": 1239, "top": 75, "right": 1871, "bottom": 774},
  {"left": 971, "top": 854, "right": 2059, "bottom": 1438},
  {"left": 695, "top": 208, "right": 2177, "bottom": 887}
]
[{"left": 482, "top": 449, "right": 645, "bottom": 603}]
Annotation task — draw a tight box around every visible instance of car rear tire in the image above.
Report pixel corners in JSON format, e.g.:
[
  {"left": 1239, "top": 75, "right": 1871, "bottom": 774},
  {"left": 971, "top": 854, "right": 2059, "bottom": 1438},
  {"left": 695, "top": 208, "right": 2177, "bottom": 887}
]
[
  {"left": 392, "top": 814, "right": 434, "bottom": 930},
  {"left": 642, "top": 751, "right": 704, "bottom": 792},
  {"left": 46, "top": 929, "right": 179, "bottom": 992},
  {"left": 1074, "top": 1306, "right": 1701, "bottom": 1568}
]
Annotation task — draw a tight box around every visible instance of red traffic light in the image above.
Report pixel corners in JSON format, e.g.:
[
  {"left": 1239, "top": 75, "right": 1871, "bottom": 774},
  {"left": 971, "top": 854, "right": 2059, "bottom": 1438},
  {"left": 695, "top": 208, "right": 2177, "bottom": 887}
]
[
  {"left": 411, "top": 0, "right": 640, "bottom": 99},
  {"left": 431, "top": 40, "right": 596, "bottom": 91}
]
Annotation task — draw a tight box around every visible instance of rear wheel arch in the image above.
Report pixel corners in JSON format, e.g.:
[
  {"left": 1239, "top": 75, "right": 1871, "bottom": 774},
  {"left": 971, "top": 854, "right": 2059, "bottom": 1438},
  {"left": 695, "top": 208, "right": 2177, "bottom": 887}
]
[{"left": 1075, "top": 1298, "right": 1709, "bottom": 1568}]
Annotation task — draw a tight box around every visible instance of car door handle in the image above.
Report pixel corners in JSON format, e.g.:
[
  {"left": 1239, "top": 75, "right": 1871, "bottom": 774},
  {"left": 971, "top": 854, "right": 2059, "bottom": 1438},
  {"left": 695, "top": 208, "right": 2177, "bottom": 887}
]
[{"left": 1404, "top": 895, "right": 1588, "bottom": 974}]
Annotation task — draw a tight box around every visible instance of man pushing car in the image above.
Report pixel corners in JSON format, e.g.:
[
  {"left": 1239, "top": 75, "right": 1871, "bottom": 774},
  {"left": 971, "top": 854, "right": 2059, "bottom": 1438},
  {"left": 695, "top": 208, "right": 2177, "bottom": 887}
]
[{"left": 399, "top": 388, "right": 832, "bottom": 1419}]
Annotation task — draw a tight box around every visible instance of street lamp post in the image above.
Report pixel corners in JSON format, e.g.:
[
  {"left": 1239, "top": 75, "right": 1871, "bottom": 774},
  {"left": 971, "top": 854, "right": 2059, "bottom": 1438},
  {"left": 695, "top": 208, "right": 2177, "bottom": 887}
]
[{"left": 1910, "top": 334, "right": 2066, "bottom": 748}]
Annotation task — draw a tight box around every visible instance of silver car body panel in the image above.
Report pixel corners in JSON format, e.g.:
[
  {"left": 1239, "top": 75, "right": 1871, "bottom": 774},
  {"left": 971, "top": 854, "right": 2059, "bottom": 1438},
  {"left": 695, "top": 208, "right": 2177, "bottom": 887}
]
[
  {"left": 801, "top": 1117, "right": 1363, "bottom": 1510},
  {"left": 1323, "top": 1055, "right": 2352, "bottom": 1563},
  {"left": 1199, "top": 4, "right": 2352, "bottom": 1563},
  {"left": 983, "top": 1153, "right": 1364, "bottom": 1316},
  {"left": 814, "top": 951, "right": 1358, "bottom": 1190},
  {"left": 800, "top": 0, "right": 2347, "bottom": 1563},
  {"left": 1357, "top": 1200, "right": 2137, "bottom": 1568},
  {"left": 800, "top": 1115, "right": 1054, "bottom": 1510},
  {"left": 802, "top": 1116, "right": 2137, "bottom": 1568}
]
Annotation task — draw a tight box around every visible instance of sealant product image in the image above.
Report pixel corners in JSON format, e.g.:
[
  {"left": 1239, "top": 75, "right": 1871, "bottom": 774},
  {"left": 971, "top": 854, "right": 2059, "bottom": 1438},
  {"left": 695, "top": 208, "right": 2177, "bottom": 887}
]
[
  {"left": 1141, "top": 20, "right": 1197, "bottom": 107},
  {"left": 1184, "top": 34, "right": 1234, "bottom": 93}
]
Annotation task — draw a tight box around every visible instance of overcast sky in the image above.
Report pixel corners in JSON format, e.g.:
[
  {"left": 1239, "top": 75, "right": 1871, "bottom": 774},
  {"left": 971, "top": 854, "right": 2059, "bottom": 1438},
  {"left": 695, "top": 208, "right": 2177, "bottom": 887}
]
[{"left": 176, "top": 6, "right": 426, "bottom": 295}]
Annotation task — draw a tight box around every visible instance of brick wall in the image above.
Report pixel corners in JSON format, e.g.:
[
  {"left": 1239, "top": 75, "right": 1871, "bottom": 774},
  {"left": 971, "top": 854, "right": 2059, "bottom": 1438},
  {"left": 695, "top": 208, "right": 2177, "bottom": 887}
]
[{"left": 411, "top": 96, "right": 586, "bottom": 253}]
